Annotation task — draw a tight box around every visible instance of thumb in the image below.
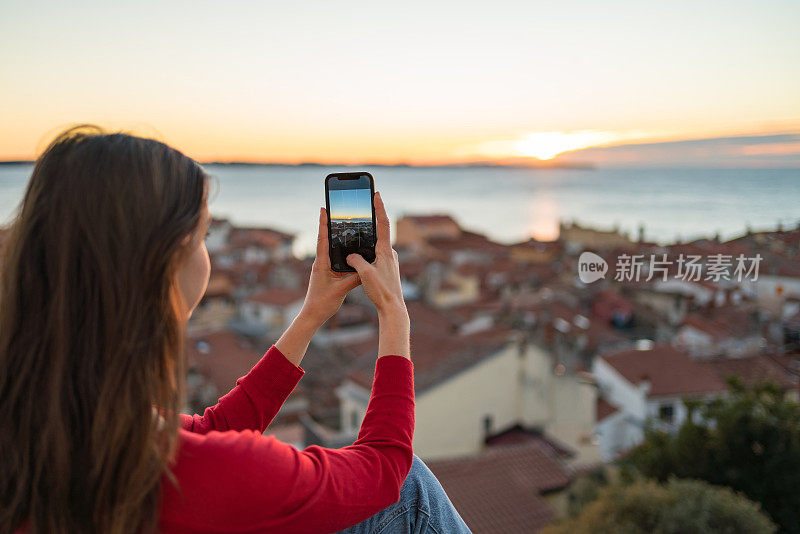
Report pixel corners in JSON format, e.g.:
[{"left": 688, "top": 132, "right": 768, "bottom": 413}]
[
  {"left": 346, "top": 253, "right": 370, "bottom": 277},
  {"left": 336, "top": 272, "right": 362, "bottom": 291}
]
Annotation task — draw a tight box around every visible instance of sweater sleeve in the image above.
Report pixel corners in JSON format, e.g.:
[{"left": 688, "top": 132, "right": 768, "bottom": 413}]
[
  {"left": 180, "top": 345, "right": 305, "bottom": 434},
  {"left": 161, "top": 355, "right": 415, "bottom": 534}
]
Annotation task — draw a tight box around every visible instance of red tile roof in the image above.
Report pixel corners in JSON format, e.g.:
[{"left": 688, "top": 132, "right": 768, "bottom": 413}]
[
  {"left": 323, "top": 304, "right": 377, "bottom": 329},
  {"left": 427, "top": 443, "right": 571, "bottom": 533},
  {"left": 229, "top": 227, "right": 294, "bottom": 248},
  {"left": 485, "top": 424, "right": 576, "bottom": 459},
  {"left": 187, "top": 330, "right": 275, "bottom": 395},
  {"left": 399, "top": 258, "right": 428, "bottom": 279},
  {"left": 600, "top": 344, "right": 727, "bottom": 397},
  {"left": 596, "top": 396, "right": 619, "bottom": 422},
  {"left": 203, "top": 272, "right": 234, "bottom": 299},
  {"left": 407, "top": 214, "right": 458, "bottom": 224},
  {"left": 510, "top": 238, "right": 562, "bottom": 252},
  {"left": 248, "top": 287, "right": 306, "bottom": 306},
  {"left": 701, "top": 354, "right": 799, "bottom": 391},
  {"left": 427, "top": 230, "right": 507, "bottom": 253},
  {"left": 680, "top": 306, "right": 759, "bottom": 341},
  {"left": 342, "top": 301, "right": 515, "bottom": 392},
  {"left": 591, "top": 289, "right": 634, "bottom": 323},
  {"left": 681, "top": 313, "right": 734, "bottom": 340}
]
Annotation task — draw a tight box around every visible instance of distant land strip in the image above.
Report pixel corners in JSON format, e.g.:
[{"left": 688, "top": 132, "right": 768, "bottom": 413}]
[{"left": 0, "top": 159, "right": 594, "bottom": 170}]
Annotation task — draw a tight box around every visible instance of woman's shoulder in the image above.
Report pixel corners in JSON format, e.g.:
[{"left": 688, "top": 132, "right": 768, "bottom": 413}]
[
  {"left": 161, "top": 428, "right": 302, "bottom": 525},
  {"left": 172, "top": 426, "right": 307, "bottom": 477}
]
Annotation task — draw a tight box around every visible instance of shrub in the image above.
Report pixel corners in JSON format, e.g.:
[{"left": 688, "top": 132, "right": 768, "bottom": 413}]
[
  {"left": 626, "top": 378, "right": 800, "bottom": 532},
  {"left": 543, "top": 478, "right": 776, "bottom": 534}
]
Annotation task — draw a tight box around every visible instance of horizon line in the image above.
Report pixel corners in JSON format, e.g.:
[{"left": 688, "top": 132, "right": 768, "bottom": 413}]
[{"left": 0, "top": 159, "right": 594, "bottom": 169}]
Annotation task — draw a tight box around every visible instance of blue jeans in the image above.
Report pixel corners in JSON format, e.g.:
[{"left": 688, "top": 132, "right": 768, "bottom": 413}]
[{"left": 336, "top": 454, "right": 472, "bottom": 533}]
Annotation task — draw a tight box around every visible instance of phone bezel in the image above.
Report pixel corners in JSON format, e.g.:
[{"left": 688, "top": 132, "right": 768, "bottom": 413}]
[{"left": 324, "top": 171, "right": 377, "bottom": 273}]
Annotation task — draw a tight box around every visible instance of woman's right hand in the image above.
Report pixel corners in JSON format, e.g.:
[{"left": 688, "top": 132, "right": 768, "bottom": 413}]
[{"left": 346, "top": 191, "right": 410, "bottom": 359}]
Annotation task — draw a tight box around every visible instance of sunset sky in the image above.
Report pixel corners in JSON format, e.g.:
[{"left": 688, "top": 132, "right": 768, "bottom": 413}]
[
  {"left": 329, "top": 189, "right": 372, "bottom": 221},
  {"left": 1, "top": 0, "right": 799, "bottom": 167}
]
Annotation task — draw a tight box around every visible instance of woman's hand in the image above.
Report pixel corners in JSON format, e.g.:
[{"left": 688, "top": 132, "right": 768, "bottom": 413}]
[
  {"left": 346, "top": 191, "right": 410, "bottom": 359},
  {"left": 276, "top": 207, "right": 364, "bottom": 366},
  {"left": 298, "top": 207, "right": 363, "bottom": 326}
]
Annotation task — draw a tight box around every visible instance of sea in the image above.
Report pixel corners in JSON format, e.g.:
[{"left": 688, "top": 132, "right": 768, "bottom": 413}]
[{"left": 1, "top": 164, "right": 798, "bottom": 257}]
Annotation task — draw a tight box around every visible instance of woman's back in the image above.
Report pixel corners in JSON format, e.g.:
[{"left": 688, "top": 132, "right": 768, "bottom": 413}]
[{"left": 1, "top": 125, "right": 423, "bottom": 533}]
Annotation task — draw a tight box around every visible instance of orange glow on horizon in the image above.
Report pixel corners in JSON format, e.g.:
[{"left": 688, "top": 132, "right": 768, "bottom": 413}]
[
  {"left": 331, "top": 215, "right": 370, "bottom": 220},
  {"left": 2, "top": 3, "right": 799, "bottom": 167},
  {"left": 1, "top": 121, "right": 799, "bottom": 166}
]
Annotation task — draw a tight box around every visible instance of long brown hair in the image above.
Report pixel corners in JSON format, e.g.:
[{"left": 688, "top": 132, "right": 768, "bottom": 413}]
[{"left": 0, "top": 125, "right": 211, "bottom": 533}]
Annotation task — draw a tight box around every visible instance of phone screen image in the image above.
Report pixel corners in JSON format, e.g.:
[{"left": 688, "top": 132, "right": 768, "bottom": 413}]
[{"left": 326, "top": 173, "right": 376, "bottom": 272}]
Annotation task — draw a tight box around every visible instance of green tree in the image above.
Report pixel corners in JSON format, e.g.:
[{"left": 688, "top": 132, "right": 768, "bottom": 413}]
[
  {"left": 544, "top": 478, "right": 776, "bottom": 534},
  {"left": 626, "top": 378, "right": 800, "bottom": 533}
]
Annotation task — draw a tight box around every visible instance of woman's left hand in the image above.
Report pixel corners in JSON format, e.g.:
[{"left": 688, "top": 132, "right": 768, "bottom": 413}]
[{"left": 299, "top": 207, "right": 362, "bottom": 326}]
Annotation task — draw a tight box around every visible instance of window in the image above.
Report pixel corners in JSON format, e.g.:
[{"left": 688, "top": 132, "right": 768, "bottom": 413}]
[{"left": 659, "top": 403, "right": 674, "bottom": 424}]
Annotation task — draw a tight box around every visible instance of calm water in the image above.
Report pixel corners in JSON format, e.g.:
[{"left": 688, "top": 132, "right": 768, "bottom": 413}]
[{"left": 1, "top": 164, "right": 798, "bottom": 256}]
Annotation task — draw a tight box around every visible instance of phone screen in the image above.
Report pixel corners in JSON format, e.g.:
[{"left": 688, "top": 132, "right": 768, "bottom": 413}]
[{"left": 326, "top": 172, "right": 376, "bottom": 272}]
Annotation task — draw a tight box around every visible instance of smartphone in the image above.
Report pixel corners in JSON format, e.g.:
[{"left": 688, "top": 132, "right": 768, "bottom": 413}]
[{"left": 325, "top": 172, "right": 377, "bottom": 273}]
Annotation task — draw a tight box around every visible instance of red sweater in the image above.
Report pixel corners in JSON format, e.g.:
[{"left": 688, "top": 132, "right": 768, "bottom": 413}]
[
  {"left": 159, "top": 346, "right": 415, "bottom": 533},
  {"left": 15, "top": 347, "right": 414, "bottom": 533}
]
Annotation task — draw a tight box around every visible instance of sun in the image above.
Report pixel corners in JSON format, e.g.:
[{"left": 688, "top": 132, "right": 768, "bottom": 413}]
[
  {"left": 513, "top": 131, "right": 621, "bottom": 160},
  {"left": 471, "top": 130, "right": 648, "bottom": 163}
]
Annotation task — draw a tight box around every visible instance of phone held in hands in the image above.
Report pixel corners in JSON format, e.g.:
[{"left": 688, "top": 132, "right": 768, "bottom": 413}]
[{"left": 325, "top": 172, "right": 377, "bottom": 273}]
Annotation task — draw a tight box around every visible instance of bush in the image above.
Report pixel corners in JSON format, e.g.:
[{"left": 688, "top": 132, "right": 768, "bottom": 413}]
[
  {"left": 544, "top": 478, "right": 776, "bottom": 534},
  {"left": 565, "top": 467, "right": 608, "bottom": 517},
  {"left": 626, "top": 378, "right": 800, "bottom": 532}
]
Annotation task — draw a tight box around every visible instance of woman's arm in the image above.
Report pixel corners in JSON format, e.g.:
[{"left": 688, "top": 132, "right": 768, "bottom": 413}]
[
  {"left": 273, "top": 311, "right": 324, "bottom": 366},
  {"left": 182, "top": 208, "right": 363, "bottom": 433},
  {"left": 346, "top": 191, "right": 410, "bottom": 360},
  {"left": 162, "top": 353, "right": 415, "bottom": 533},
  {"left": 180, "top": 342, "right": 305, "bottom": 434},
  {"left": 181, "top": 307, "right": 336, "bottom": 434},
  {"left": 275, "top": 207, "right": 364, "bottom": 366},
  {"left": 165, "top": 192, "right": 415, "bottom": 531}
]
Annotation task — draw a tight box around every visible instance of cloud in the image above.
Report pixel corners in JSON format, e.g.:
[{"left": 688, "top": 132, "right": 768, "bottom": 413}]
[{"left": 560, "top": 133, "right": 800, "bottom": 168}]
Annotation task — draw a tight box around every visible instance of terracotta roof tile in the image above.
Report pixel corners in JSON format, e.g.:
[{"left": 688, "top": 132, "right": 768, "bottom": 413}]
[
  {"left": 591, "top": 289, "right": 634, "bottom": 323},
  {"left": 701, "top": 354, "right": 799, "bottom": 390},
  {"left": 403, "top": 214, "right": 458, "bottom": 225},
  {"left": 596, "top": 396, "right": 619, "bottom": 422},
  {"left": 248, "top": 287, "right": 306, "bottom": 306},
  {"left": 681, "top": 313, "right": 734, "bottom": 340},
  {"left": 186, "top": 330, "right": 274, "bottom": 395},
  {"left": 427, "top": 230, "right": 508, "bottom": 253},
  {"left": 485, "top": 424, "right": 576, "bottom": 459},
  {"left": 229, "top": 227, "right": 294, "bottom": 248},
  {"left": 427, "top": 443, "right": 571, "bottom": 533},
  {"left": 341, "top": 302, "right": 515, "bottom": 392},
  {"left": 203, "top": 272, "right": 234, "bottom": 299},
  {"left": 600, "top": 344, "right": 727, "bottom": 397}
]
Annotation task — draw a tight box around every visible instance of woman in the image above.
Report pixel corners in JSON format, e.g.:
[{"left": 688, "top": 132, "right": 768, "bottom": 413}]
[{"left": 0, "top": 125, "right": 471, "bottom": 533}]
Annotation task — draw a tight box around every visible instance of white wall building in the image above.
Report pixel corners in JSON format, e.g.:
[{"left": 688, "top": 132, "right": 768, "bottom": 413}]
[
  {"left": 591, "top": 344, "right": 728, "bottom": 461},
  {"left": 336, "top": 334, "right": 600, "bottom": 464}
]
